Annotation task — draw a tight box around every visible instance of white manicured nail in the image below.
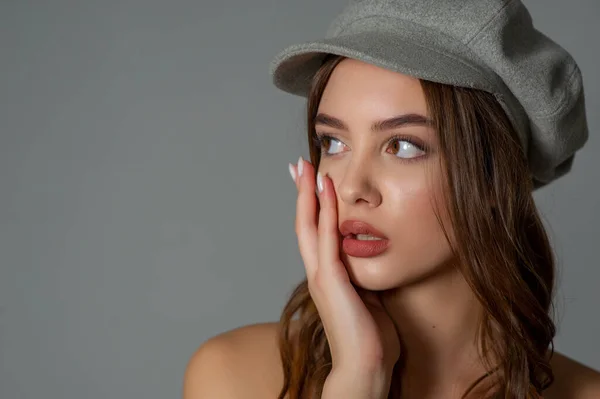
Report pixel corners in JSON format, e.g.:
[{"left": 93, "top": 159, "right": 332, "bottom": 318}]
[
  {"left": 317, "top": 172, "right": 324, "bottom": 193},
  {"left": 288, "top": 163, "right": 296, "bottom": 182},
  {"left": 297, "top": 156, "right": 304, "bottom": 177}
]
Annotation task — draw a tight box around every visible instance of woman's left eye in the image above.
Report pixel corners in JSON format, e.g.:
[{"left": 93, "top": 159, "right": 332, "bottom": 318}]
[
  {"left": 313, "top": 134, "right": 426, "bottom": 160},
  {"left": 387, "top": 137, "right": 426, "bottom": 159}
]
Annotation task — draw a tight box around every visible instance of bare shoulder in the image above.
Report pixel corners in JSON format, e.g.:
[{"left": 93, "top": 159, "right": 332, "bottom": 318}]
[
  {"left": 183, "top": 321, "right": 292, "bottom": 399},
  {"left": 544, "top": 351, "right": 600, "bottom": 399}
]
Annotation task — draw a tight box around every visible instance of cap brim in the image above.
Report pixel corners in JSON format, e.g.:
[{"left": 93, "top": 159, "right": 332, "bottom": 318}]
[{"left": 269, "top": 29, "right": 498, "bottom": 98}]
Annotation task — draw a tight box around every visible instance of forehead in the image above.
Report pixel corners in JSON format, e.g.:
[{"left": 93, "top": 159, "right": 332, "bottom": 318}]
[{"left": 318, "top": 58, "right": 428, "bottom": 119}]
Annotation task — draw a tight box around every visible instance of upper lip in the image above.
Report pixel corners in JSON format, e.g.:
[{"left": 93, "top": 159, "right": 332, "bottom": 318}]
[{"left": 339, "top": 219, "right": 388, "bottom": 239}]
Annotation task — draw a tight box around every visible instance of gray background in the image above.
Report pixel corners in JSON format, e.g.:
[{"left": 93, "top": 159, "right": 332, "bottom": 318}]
[{"left": 0, "top": 1, "right": 598, "bottom": 398}]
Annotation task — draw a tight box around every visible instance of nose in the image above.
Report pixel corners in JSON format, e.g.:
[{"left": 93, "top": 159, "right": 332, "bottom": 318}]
[{"left": 336, "top": 159, "right": 382, "bottom": 208}]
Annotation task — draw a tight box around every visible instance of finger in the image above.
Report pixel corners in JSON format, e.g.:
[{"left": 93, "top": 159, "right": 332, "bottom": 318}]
[
  {"left": 295, "top": 157, "right": 318, "bottom": 277},
  {"left": 288, "top": 162, "right": 298, "bottom": 187},
  {"left": 316, "top": 172, "right": 348, "bottom": 283},
  {"left": 291, "top": 161, "right": 318, "bottom": 197}
]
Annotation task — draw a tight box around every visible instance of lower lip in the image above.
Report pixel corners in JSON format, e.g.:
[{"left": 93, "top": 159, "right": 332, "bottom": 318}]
[{"left": 342, "top": 236, "right": 390, "bottom": 258}]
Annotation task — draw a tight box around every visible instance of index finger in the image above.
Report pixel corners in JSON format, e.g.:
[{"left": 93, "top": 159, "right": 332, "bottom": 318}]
[{"left": 316, "top": 171, "right": 347, "bottom": 282}]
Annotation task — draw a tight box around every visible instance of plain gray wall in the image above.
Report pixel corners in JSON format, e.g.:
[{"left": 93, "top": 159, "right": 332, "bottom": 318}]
[{"left": 0, "top": 1, "right": 598, "bottom": 398}]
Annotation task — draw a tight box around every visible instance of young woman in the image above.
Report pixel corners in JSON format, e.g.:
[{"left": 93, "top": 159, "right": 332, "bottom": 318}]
[{"left": 184, "top": 1, "right": 600, "bottom": 398}]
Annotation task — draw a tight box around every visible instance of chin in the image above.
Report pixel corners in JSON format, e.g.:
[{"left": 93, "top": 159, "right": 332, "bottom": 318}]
[
  {"left": 342, "top": 254, "right": 455, "bottom": 291},
  {"left": 343, "top": 257, "right": 413, "bottom": 291}
]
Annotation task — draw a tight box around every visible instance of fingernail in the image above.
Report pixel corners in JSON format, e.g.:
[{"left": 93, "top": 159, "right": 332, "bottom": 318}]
[
  {"left": 297, "top": 156, "right": 304, "bottom": 177},
  {"left": 288, "top": 163, "right": 296, "bottom": 182},
  {"left": 317, "top": 172, "right": 324, "bottom": 193}
]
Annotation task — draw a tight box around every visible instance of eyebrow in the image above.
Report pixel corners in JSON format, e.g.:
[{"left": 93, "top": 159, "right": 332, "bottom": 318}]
[{"left": 314, "top": 112, "right": 433, "bottom": 132}]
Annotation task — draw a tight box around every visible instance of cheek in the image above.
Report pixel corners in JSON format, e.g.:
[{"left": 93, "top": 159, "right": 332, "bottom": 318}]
[
  {"left": 388, "top": 182, "right": 439, "bottom": 229},
  {"left": 386, "top": 179, "right": 453, "bottom": 257}
]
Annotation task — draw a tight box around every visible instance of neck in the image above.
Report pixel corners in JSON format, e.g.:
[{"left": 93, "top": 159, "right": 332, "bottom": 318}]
[{"left": 379, "top": 263, "right": 493, "bottom": 398}]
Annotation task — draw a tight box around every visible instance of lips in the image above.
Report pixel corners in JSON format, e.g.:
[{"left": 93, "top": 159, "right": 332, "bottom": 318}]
[{"left": 339, "top": 219, "right": 388, "bottom": 239}]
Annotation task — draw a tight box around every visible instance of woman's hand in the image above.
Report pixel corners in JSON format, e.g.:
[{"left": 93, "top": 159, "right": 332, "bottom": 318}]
[{"left": 289, "top": 157, "right": 401, "bottom": 397}]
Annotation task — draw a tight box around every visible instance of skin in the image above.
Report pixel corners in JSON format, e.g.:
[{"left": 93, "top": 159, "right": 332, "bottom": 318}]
[{"left": 183, "top": 59, "right": 600, "bottom": 398}]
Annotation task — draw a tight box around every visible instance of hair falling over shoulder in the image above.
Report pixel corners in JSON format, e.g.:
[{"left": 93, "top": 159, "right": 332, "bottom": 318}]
[{"left": 276, "top": 55, "right": 556, "bottom": 399}]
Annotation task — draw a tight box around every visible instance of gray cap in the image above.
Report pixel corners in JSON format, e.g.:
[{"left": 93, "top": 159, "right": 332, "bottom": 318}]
[{"left": 268, "top": 0, "right": 589, "bottom": 190}]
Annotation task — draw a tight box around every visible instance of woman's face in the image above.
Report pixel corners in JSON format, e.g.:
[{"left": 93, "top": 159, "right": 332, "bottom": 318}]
[{"left": 315, "top": 58, "right": 456, "bottom": 290}]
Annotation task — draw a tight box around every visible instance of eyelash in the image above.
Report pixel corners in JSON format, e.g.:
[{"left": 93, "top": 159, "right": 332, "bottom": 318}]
[{"left": 312, "top": 133, "right": 429, "bottom": 163}]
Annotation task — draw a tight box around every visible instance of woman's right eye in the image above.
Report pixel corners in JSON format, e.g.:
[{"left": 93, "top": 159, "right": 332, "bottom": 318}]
[{"left": 313, "top": 134, "right": 345, "bottom": 156}]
